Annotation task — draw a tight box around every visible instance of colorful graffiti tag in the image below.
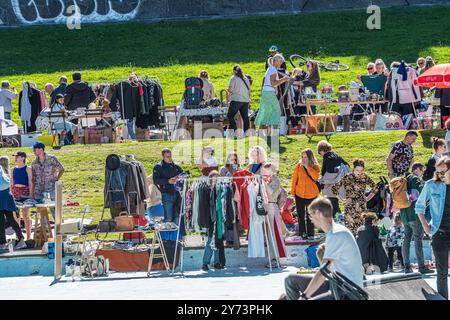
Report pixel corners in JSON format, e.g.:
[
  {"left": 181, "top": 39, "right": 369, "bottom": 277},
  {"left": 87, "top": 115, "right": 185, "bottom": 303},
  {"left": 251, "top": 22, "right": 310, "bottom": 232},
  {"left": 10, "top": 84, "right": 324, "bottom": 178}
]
[{"left": 10, "top": 0, "right": 142, "bottom": 25}]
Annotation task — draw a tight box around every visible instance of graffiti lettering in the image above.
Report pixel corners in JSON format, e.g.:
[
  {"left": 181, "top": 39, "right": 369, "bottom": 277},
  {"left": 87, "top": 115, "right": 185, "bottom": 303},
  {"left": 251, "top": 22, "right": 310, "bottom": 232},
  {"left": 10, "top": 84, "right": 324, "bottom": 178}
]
[{"left": 11, "top": 0, "right": 142, "bottom": 25}]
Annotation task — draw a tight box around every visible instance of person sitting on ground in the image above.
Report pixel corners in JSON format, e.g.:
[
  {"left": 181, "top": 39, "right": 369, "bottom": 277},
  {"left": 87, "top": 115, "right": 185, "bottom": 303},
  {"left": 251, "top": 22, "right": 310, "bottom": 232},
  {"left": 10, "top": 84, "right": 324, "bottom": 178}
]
[
  {"left": 199, "top": 71, "right": 215, "bottom": 101},
  {"left": 284, "top": 197, "right": 364, "bottom": 300},
  {"left": 197, "top": 146, "right": 218, "bottom": 177},
  {"left": 202, "top": 170, "right": 226, "bottom": 271},
  {"left": 0, "top": 157, "right": 27, "bottom": 251},
  {"left": 281, "top": 197, "right": 297, "bottom": 234},
  {"left": 424, "top": 137, "right": 447, "bottom": 181},
  {"left": 356, "top": 212, "right": 389, "bottom": 274},
  {"left": 0, "top": 81, "right": 18, "bottom": 120},
  {"left": 386, "top": 215, "right": 405, "bottom": 273},
  {"left": 64, "top": 72, "right": 96, "bottom": 111},
  {"left": 399, "top": 162, "right": 433, "bottom": 275}
]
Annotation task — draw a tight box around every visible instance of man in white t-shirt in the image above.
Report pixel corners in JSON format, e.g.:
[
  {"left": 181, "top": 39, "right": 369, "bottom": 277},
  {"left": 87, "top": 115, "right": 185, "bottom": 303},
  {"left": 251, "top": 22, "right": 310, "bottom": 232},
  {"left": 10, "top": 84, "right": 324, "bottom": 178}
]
[{"left": 284, "top": 197, "right": 364, "bottom": 300}]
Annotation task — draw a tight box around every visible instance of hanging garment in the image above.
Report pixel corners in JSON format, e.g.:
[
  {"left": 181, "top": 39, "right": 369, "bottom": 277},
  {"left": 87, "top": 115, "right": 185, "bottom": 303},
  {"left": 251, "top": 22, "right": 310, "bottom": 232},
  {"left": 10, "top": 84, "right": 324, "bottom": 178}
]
[
  {"left": 265, "top": 203, "right": 287, "bottom": 259},
  {"left": 19, "top": 82, "right": 32, "bottom": 127},
  {"left": 247, "top": 182, "right": 266, "bottom": 258},
  {"left": 233, "top": 170, "right": 253, "bottom": 230}
]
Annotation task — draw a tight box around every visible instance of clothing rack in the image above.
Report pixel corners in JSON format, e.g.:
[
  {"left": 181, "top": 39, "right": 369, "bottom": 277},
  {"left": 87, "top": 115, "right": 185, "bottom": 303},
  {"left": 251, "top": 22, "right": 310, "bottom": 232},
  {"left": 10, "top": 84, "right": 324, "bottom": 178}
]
[{"left": 172, "top": 173, "right": 281, "bottom": 274}]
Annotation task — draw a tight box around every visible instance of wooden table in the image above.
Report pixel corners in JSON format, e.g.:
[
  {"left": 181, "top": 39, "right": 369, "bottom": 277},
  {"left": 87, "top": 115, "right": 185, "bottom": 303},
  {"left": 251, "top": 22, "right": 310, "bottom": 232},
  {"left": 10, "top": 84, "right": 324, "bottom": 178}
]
[
  {"left": 34, "top": 203, "right": 55, "bottom": 247},
  {"left": 305, "top": 99, "right": 336, "bottom": 142}
]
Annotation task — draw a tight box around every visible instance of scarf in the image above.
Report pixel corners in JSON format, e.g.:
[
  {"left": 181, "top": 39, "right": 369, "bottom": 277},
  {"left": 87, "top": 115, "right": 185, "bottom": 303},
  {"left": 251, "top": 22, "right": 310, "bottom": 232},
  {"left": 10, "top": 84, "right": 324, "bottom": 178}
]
[
  {"left": 20, "top": 81, "right": 32, "bottom": 126},
  {"left": 397, "top": 61, "right": 408, "bottom": 81}
]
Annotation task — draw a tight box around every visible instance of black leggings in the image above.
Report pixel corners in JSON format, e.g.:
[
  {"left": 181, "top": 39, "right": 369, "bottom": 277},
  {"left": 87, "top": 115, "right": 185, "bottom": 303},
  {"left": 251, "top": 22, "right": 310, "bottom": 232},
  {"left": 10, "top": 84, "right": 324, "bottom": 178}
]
[
  {"left": 295, "top": 196, "right": 315, "bottom": 237},
  {"left": 0, "top": 210, "right": 23, "bottom": 244},
  {"left": 227, "top": 101, "right": 250, "bottom": 133},
  {"left": 387, "top": 247, "right": 404, "bottom": 269}
]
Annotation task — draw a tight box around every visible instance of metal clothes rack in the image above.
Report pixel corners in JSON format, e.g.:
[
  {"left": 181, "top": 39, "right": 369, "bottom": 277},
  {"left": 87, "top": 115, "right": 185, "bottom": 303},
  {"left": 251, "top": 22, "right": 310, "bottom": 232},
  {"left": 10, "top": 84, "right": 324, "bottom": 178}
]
[{"left": 171, "top": 174, "right": 281, "bottom": 275}]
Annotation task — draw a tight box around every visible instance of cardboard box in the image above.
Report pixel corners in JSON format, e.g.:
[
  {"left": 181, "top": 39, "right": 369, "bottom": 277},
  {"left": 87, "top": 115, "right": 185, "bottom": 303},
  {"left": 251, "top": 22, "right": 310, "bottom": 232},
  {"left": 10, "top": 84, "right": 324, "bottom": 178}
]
[{"left": 187, "top": 122, "right": 224, "bottom": 138}]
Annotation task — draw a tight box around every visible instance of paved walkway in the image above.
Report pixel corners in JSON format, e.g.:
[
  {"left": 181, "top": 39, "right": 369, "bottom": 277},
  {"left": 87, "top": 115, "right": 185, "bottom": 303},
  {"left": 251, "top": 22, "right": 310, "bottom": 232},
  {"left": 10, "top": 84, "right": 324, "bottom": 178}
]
[{"left": 0, "top": 267, "right": 447, "bottom": 300}]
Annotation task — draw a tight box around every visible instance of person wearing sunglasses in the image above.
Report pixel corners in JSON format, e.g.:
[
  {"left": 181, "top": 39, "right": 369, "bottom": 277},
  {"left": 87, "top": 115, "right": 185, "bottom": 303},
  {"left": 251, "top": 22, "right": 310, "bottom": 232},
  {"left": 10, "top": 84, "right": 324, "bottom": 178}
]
[
  {"left": 416, "top": 57, "right": 426, "bottom": 75},
  {"left": 220, "top": 152, "right": 241, "bottom": 178},
  {"left": 357, "top": 62, "right": 375, "bottom": 81},
  {"left": 416, "top": 156, "right": 450, "bottom": 299}
]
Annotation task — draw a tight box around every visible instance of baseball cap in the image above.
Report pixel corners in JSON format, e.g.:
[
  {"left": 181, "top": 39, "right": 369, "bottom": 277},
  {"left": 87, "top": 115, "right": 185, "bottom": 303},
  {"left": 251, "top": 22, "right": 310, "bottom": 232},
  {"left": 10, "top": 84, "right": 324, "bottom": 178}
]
[
  {"left": 12, "top": 151, "right": 27, "bottom": 158},
  {"left": 33, "top": 142, "right": 46, "bottom": 150}
]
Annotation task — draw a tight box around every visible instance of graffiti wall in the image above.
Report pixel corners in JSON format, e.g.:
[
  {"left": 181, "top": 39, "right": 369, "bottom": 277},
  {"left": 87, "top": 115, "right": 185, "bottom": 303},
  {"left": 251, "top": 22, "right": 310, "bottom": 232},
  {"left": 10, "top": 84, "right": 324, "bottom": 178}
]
[{"left": 0, "top": 0, "right": 448, "bottom": 26}]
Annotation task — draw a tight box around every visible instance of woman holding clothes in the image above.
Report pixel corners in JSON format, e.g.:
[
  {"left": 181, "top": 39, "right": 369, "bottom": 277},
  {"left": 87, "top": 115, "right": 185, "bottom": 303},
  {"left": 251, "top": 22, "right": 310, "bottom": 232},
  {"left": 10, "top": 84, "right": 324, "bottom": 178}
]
[
  {"left": 291, "top": 149, "right": 321, "bottom": 239},
  {"left": 255, "top": 54, "right": 290, "bottom": 136},
  {"left": 331, "top": 159, "right": 378, "bottom": 235},
  {"left": 227, "top": 65, "right": 251, "bottom": 138},
  {"left": 261, "top": 163, "right": 287, "bottom": 268}
]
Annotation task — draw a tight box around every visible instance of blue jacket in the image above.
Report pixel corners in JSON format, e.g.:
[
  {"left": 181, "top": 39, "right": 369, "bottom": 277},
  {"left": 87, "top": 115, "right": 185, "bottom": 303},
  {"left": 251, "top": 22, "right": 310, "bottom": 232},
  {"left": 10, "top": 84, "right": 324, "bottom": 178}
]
[{"left": 415, "top": 179, "right": 447, "bottom": 235}]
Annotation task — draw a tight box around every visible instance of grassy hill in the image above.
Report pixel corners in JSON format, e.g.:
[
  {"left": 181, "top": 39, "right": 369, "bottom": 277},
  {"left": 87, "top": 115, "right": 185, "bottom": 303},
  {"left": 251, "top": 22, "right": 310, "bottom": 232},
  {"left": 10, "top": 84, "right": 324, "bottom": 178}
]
[
  {"left": 0, "top": 6, "right": 449, "bottom": 221},
  {"left": 1, "top": 130, "right": 444, "bottom": 221},
  {"left": 1, "top": 5, "right": 449, "bottom": 125}
]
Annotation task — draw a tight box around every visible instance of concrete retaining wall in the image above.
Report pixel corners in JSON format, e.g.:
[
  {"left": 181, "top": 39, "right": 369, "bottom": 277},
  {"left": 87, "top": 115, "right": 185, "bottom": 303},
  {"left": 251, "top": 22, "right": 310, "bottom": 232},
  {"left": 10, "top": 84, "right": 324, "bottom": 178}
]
[{"left": 0, "top": 0, "right": 449, "bottom": 27}]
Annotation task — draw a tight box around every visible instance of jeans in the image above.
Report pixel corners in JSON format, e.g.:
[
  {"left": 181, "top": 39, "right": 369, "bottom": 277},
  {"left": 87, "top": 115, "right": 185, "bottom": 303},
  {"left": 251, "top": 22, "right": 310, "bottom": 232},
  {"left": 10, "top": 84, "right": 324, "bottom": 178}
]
[
  {"left": 4, "top": 112, "right": 11, "bottom": 120},
  {"left": 402, "top": 220, "right": 426, "bottom": 268},
  {"left": 387, "top": 246, "right": 404, "bottom": 269},
  {"left": 295, "top": 196, "right": 315, "bottom": 237},
  {"left": 202, "top": 236, "right": 225, "bottom": 266},
  {"left": 0, "top": 210, "right": 24, "bottom": 244},
  {"left": 161, "top": 193, "right": 178, "bottom": 223},
  {"left": 284, "top": 274, "right": 333, "bottom": 300},
  {"left": 126, "top": 118, "right": 136, "bottom": 140},
  {"left": 227, "top": 101, "right": 250, "bottom": 133},
  {"left": 431, "top": 231, "right": 450, "bottom": 299}
]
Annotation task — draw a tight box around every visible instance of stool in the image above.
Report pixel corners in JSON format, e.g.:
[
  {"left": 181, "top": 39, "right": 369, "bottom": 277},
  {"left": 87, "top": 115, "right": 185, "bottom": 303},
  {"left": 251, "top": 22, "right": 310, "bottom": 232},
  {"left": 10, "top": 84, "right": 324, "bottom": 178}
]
[
  {"left": 33, "top": 207, "right": 53, "bottom": 247},
  {"left": 147, "top": 229, "right": 170, "bottom": 276}
]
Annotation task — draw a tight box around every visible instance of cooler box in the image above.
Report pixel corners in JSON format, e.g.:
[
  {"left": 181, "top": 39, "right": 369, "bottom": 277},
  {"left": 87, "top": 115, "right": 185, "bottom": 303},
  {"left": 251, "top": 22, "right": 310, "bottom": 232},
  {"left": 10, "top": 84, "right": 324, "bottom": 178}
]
[{"left": 20, "top": 134, "right": 40, "bottom": 147}]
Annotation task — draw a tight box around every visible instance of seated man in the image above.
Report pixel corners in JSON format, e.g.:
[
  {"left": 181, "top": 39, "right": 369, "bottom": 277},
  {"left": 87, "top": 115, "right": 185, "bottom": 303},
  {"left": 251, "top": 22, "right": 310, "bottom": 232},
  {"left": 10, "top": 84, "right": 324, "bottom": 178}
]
[{"left": 284, "top": 197, "right": 364, "bottom": 300}]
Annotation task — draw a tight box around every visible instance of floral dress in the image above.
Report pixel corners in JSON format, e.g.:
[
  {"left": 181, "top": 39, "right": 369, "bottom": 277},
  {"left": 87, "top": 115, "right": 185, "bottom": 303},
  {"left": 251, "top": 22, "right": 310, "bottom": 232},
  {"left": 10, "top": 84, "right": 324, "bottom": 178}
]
[{"left": 332, "top": 173, "right": 378, "bottom": 234}]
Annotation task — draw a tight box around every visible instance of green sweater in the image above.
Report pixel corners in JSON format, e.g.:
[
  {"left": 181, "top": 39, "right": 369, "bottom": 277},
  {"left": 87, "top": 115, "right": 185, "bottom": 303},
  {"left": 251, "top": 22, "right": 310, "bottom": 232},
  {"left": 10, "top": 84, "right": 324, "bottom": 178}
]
[{"left": 399, "top": 174, "right": 423, "bottom": 223}]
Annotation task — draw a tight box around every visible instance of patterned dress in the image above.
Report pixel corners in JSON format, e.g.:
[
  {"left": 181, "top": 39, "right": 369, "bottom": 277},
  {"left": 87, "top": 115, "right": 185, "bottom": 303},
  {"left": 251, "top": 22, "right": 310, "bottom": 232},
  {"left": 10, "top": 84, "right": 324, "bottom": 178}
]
[{"left": 332, "top": 173, "right": 378, "bottom": 234}]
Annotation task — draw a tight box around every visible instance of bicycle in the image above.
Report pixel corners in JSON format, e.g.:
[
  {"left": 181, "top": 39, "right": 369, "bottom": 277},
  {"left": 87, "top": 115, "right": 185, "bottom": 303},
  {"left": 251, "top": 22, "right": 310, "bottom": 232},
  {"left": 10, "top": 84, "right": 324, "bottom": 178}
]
[{"left": 289, "top": 54, "right": 349, "bottom": 71}]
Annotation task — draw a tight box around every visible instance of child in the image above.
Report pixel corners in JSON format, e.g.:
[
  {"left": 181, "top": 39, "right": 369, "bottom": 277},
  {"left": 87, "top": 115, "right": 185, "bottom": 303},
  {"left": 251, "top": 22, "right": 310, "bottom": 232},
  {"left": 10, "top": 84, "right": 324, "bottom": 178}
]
[
  {"left": 337, "top": 85, "right": 352, "bottom": 132},
  {"left": 281, "top": 197, "right": 296, "bottom": 233},
  {"left": 386, "top": 215, "right": 405, "bottom": 272}
]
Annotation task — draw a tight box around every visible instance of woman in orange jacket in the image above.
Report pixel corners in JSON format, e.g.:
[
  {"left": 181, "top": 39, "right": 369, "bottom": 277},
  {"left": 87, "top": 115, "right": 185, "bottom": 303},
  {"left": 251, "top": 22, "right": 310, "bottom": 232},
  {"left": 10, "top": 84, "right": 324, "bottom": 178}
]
[{"left": 291, "top": 148, "right": 321, "bottom": 239}]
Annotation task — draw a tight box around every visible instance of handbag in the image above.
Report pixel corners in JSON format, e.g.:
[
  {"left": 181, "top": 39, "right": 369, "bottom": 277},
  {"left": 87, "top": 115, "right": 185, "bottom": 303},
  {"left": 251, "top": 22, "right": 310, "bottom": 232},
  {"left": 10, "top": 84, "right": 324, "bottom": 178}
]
[
  {"left": 0, "top": 167, "right": 10, "bottom": 191},
  {"left": 114, "top": 212, "right": 135, "bottom": 231},
  {"left": 98, "top": 220, "right": 116, "bottom": 233},
  {"left": 302, "top": 165, "right": 323, "bottom": 191},
  {"left": 255, "top": 184, "right": 267, "bottom": 216}
]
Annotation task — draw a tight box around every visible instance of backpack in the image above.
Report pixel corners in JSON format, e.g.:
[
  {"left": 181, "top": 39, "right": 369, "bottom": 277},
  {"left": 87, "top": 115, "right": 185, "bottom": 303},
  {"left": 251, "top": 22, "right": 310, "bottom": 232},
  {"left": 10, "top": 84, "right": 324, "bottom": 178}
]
[
  {"left": 389, "top": 176, "right": 411, "bottom": 209},
  {"left": 183, "top": 77, "right": 204, "bottom": 109}
]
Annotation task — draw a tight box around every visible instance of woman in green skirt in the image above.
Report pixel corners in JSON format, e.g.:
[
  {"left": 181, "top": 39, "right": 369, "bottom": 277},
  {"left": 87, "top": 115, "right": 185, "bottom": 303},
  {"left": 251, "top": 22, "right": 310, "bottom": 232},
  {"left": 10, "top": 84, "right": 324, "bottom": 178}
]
[{"left": 255, "top": 54, "right": 290, "bottom": 136}]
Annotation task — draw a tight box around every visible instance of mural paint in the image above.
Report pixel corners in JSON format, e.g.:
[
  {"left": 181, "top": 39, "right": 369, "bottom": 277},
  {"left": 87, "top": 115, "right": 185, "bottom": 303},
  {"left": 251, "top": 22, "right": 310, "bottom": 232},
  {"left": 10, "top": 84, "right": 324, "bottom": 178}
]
[{"left": 11, "top": 0, "right": 142, "bottom": 25}]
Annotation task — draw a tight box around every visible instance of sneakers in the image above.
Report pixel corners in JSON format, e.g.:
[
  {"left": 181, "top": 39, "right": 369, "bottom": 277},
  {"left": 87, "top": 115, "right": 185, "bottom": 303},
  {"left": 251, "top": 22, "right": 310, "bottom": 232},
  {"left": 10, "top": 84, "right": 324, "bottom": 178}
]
[
  {"left": 213, "top": 263, "right": 224, "bottom": 270},
  {"left": 201, "top": 264, "right": 209, "bottom": 271},
  {"left": 14, "top": 239, "right": 27, "bottom": 250},
  {"left": 419, "top": 267, "right": 434, "bottom": 275},
  {"left": 404, "top": 266, "right": 414, "bottom": 274}
]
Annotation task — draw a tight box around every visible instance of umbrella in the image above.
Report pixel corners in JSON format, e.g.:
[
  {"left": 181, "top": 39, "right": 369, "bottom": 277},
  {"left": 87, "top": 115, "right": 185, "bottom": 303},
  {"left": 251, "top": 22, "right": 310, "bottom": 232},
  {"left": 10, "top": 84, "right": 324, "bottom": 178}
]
[{"left": 415, "top": 63, "right": 450, "bottom": 88}]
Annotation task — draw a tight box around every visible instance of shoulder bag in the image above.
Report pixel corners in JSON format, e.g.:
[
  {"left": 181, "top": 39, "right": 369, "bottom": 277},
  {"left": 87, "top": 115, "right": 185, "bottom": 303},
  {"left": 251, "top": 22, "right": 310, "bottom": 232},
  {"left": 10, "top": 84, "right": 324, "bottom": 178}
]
[{"left": 303, "top": 165, "right": 323, "bottom": 191}]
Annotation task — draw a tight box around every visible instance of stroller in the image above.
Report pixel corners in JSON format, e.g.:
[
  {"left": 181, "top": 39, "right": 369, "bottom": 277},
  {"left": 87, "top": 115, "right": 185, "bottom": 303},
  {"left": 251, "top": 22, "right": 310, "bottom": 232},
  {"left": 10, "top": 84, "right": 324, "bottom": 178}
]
[{"left": 366, "top": 176, "right": 392, "bottom": 219}]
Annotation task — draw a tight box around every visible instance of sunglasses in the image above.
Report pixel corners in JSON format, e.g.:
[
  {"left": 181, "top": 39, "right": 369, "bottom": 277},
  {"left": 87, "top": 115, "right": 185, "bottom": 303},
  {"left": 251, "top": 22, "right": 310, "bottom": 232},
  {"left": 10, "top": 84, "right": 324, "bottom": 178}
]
[
  {"left": 436, "top": 170, "right": 448, "bottom": 177},
  {"left": 367, "top": 67, "right": 374, "bottom": 70}
]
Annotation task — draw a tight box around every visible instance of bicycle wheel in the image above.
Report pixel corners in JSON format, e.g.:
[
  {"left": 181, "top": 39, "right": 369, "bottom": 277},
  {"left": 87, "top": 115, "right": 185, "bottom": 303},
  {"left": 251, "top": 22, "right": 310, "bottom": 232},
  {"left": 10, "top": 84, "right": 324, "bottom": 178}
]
[
  {"left": 2, "top": 137, "right": 19, "bottom": 148},
  {"left": 289, "top": 54, "right": 308, "bottom": 69},
  {"left": 324, "top": 61, "right": 349, "bottom": 71}
]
